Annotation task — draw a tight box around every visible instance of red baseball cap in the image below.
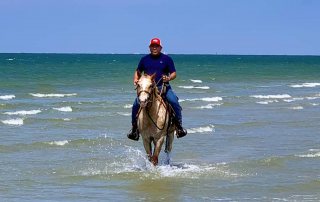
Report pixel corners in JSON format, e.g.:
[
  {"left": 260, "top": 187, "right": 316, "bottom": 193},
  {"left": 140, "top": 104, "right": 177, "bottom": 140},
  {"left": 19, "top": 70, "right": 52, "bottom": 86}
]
[{"left": 149, "top": 38, "right": 162, "bottom": 47}]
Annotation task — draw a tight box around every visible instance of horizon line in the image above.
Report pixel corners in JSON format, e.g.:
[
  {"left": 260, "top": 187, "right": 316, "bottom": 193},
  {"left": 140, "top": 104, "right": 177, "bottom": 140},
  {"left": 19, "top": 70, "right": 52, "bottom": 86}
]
[{"left": 0, "top": 52, "right": 319, "bottom": 57}]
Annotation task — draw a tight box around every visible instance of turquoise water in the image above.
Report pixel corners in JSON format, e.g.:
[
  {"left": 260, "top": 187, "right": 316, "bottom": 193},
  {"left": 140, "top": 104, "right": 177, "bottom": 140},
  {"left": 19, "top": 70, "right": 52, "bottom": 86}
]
[{"left": 1, "top": 54, "right": 320, "bottom": 201}]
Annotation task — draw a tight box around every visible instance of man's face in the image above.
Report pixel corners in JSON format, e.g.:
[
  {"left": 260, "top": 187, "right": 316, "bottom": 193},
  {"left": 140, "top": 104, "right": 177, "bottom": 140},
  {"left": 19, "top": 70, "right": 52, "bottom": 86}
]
[{"left": 149, "top": 44, "right": 162, "bottom": 56}]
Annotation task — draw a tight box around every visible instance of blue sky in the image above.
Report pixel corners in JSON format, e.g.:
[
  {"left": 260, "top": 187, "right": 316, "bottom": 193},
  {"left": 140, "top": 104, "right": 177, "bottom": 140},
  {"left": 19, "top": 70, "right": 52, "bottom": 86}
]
[{"left": 1, "top": 0, "right": 319, "bottom": 55}]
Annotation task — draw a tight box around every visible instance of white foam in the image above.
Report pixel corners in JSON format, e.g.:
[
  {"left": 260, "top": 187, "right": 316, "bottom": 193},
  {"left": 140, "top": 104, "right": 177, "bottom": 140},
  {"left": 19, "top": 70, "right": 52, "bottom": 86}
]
[
  {"left": 256, "top": 100, "right": 279, "bottom": 104},
  {"left": 0, "top": 95, "right": 15, "bottom": 100},
  {"left": 190, "top": 79, "right": 203, "bottom": 83},
  {"left": 53, "top": 106, "right": 72, "bottom": 112},
  {"left": 180, "top": 97, "right": 223, "bottom": 102},
  {"left": 290, "top": 83, "right": 320, "bottom": 88},
  {"left": 155, "top": 164, "right": 218, "bottom": 178},
  {"left": 178, "top": 86, "right": 210, "bottom": 89},
  {"left": 296, "top": 152, "right": 320, "bottom": 158},
  {"left": 47, "top": 140, "right": 69, "bottom": 146},
  {"left": 309, "top": 149, "right": 320, "bottom": 152},
  {"left": 30, "top": 93, "right": 77, "bottom": 98},
  {"left": 306, "top": 96, "right": 320, "bottom": 100},
  {"left": 117, "top": 112, "right": 131, "bottom": 116},
  {"left": 250, "top": 94, "right": 291, "bottom": 99},
  {"left": 188, "top": 125, "right": 215, "bottom": 134},
  {"left": 63, "top": 118, "right": 71, "bottom": 121},
  {"left": 283, "top": 98, "right": 304, "bottom": 102},
  {"left": 4, "top": 109, "right": 41, "bottom": 115},
  {"left": 256, "top": 101, "right": 270, "bottom": 105},
  {"left": 6, "top": 58, "right": 14, "bottom": 61},
  {"left": 1, "top": 118, "right": 24, "bottom": 126},
  {"left": 289, "top": 106, "right": 304, "bottom": 110},
  {"left": 124, "top": 104, "right": 133, "bottom": 109},
  {"left": 79, "top": 145, "right": 238, "bottom": 179},
  {"left": 195, "top": 103, "right": 222, "bottom": 109}
]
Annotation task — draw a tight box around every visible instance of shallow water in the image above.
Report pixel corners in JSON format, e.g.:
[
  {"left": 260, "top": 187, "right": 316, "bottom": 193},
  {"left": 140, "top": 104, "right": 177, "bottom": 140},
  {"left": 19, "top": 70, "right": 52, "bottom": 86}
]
[{"left": 1, "top": 54, "right": 320, "bottom": 201}]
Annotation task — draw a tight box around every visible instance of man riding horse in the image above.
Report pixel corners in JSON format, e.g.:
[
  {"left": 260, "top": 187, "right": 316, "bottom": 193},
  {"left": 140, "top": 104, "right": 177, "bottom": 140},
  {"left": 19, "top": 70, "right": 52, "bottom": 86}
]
[{"left": 127, "top": 38, "right": 187, "bottom": 141}]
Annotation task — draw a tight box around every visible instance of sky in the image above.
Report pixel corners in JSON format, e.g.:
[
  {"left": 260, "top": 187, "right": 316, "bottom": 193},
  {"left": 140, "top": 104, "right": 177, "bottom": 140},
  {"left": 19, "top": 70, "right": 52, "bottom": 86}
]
[{"left": 0, "top": 0, "right": 319, "bottom": 55}]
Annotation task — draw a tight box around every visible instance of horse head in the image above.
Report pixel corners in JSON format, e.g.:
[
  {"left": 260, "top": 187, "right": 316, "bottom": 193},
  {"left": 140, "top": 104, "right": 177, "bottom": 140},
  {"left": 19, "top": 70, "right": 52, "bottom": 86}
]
[{"left": 136, "top": 73, "right": 156, "bottom": 108}]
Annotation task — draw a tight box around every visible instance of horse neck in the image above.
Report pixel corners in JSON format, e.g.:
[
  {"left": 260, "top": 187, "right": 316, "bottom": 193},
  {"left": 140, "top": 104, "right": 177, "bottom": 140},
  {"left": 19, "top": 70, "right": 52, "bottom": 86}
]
[
  {"left": 142, "top": 91, "right": 166, "bottom": 120},
  {"left": 146, "top": 90, "right": 161, "bottom": 111}
]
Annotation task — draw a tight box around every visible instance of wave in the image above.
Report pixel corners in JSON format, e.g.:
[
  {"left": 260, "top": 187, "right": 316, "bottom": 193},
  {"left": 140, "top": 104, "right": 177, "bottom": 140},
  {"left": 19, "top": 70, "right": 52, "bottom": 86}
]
[
  {"left": 290, "top": 83, "right": 320, "bottom": 88},
  {"left": 256, "top": 101, "right": 270, "bottom": 105},
  {"left": 283, "top": 98, "right": 304, "bottom": 102},
  {"left": 256, "top": 100, "right": 279, "bottom": 105},
  {"left": 178, "top": 86, "right": 210, "bottom": 90},
  {"left": 53, "top": 106, "right": 73, "bottom": 112},
  {"left": 195, "top": 103, "right": 223, "bottom": 109},
  {"left": 250, "top": 94, "right": 291, "bottom": 99},
  {"left": 188, "top": 124, "right": 215, "bottom": 134},
  {"left": 123, "top": 104, "right": 133, "bottom": 109},
  {"left": 4, "top": 109, "right": 41, "bottom": 115},
  {"left": 117, "top": 112, "right": 131, "bottom": 116},
  {"left": 30, "top": 93, "right": 77, "bottom": 98},
  {"left": 0, "top": 135, "right": 117, "bottom": 153},
  {"left": 0, "top": 95, "right": 15, "bottom": 100},
  {"left": 296, "top": 149, "right": 320, "bottom": 158},
  {"left": 288, "top": 106, "right": 304, "bottom": 110},
  {"left": 306, "top": 96, "right": 320, "bottom": 100},
  {"left": 296, "top": 152, "right": 320, "bottom": 158},
  {"left": 190, "top": 79, "right": 202, "bottom": 83},
  {"left": 1, "top": 118, "right": 24, "bottom": 126},
  {"left": 180, "top": 97, "right": 223, "bottom": 102},
  {"left": 46, "top": 140, "right": 69, "bottom": 146}
]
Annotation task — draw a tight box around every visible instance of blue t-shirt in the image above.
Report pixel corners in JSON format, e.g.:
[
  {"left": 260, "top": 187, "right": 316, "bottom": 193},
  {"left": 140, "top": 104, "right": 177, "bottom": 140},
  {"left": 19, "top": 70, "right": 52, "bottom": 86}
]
[{"left": 136, "top": 53, "right": 176, "bottom": 87}]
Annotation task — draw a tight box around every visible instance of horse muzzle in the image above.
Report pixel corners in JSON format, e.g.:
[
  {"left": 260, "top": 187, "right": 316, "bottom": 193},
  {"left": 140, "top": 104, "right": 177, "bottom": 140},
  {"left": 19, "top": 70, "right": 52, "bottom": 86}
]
[{"left": 139, "top": 100, "right": 148, "bottom": 108}]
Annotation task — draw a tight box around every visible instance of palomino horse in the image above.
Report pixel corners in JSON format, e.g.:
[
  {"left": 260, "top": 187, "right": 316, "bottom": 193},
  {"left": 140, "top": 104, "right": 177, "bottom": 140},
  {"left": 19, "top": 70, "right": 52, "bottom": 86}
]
[{"left": 136, "top": 74, "right": 175, "bottom": 166}]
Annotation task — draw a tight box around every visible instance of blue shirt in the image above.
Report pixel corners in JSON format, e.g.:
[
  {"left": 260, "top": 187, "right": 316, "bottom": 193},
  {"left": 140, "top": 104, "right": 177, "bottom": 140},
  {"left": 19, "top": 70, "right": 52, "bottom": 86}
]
[{"left": 137, "top": 53, "right": 176, "bottom": 87}]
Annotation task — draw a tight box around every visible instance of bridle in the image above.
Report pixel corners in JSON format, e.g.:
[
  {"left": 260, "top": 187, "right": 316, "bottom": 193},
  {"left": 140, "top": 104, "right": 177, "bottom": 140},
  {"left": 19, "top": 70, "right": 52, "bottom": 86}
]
[
  {"left": 136, "top": 83, "right": 156, "bottom": 106},
  {"left": 136, "top": 77, "right": 168, "bottom": 130}
]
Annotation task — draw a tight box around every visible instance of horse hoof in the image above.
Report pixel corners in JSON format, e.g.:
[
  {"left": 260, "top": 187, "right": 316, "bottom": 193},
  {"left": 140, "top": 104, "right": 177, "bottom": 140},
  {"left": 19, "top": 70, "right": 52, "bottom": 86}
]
[{"left": 151, "top": 156, "right": 158, "bottom": 166}]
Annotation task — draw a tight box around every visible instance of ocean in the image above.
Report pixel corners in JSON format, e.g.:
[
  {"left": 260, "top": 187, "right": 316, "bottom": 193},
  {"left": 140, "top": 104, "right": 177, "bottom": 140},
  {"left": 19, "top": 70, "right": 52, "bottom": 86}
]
[{"left": 1, "top": 53, "right": 320, "bottom": 201}]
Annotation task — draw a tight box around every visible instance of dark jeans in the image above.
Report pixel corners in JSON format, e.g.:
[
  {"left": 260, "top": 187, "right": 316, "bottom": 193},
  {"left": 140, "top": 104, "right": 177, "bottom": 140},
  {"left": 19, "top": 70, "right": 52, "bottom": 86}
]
[{"left": 131, "top": 88, "right": 182, "bottom": 124}]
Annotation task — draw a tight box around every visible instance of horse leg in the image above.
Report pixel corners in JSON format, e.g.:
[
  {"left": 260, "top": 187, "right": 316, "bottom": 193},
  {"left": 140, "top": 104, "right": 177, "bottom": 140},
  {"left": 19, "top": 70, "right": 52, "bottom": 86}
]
[
  {"left": 151, "top": 136, "right": 165, "bottom": 166},
  {"left": 164, "top": 132, "right": 174, "bottom": 165},
  {"left": 142, "top": 139, "right": 152, "bottom": 162}
]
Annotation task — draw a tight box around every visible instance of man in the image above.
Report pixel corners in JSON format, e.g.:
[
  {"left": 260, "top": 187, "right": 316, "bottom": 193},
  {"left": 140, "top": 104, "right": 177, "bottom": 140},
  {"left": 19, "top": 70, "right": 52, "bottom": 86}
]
[{"left": 127, "top": 37, "right": 187, "bottom": 141}]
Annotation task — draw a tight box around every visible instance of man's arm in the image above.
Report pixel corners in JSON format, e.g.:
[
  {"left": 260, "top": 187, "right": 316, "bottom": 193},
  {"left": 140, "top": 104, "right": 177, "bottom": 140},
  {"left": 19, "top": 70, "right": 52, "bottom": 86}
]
[
  {"left": 133, "top": 70, "right": 141, "bottom": 85},
  {"left": 163, "top": 71, "right": 176, "bottom": 83}
]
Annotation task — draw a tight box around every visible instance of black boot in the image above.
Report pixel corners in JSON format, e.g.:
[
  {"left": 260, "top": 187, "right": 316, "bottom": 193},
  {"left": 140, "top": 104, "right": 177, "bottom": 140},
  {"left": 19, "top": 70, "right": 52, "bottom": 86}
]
[
  {"left": 127, "top": 122, "right": 139, "bottom": 141},
  {"left": 174, "top": 119, "right": 187, "bottom": 138}
]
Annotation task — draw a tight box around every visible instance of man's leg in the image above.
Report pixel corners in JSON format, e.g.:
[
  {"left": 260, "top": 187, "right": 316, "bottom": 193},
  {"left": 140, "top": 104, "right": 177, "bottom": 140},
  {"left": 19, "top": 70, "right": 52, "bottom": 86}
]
[
  {"left": 165, "top": 88, "right": 187, "bottom": 138},
  {"left": 127, "top": 98, "right": 140, "bottom": 141}
]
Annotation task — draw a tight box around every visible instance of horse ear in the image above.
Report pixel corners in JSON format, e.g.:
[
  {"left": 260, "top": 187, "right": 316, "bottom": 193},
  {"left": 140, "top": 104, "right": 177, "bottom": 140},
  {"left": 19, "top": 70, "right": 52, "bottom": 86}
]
[{"left": 150, "top": 73, "right": 156, "bottom": 81}]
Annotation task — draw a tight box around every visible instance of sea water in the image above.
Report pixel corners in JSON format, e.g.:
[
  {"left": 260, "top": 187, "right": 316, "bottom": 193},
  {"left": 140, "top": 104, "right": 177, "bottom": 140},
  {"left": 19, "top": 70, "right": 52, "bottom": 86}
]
[{"left": 1, "top": 54, "right": 320, "bottom": 201}]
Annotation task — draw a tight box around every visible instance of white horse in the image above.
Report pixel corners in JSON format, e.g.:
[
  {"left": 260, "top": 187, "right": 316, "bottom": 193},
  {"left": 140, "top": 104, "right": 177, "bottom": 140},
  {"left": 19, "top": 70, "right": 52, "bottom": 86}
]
[{"left": 136, "top": 74, "right": 175, "bottom": 166}]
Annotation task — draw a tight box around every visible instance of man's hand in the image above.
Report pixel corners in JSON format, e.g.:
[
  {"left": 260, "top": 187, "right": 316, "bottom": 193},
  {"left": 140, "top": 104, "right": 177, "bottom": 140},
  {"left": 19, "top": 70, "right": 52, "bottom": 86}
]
[
  {"left": 134, "top": 78, "right": 139, "bottom": 86},
  {"left": 133, "top": 70, "right": 140, "bottom": 86},
  {"left": 162, "top": 75, "right": 170, "bottom": 83}
]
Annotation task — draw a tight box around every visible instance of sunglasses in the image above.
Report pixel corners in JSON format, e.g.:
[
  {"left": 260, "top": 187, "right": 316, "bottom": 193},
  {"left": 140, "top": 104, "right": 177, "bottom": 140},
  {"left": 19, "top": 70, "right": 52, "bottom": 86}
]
[{"left": 149, "top": 44, "right": 161, "bottom": 48}]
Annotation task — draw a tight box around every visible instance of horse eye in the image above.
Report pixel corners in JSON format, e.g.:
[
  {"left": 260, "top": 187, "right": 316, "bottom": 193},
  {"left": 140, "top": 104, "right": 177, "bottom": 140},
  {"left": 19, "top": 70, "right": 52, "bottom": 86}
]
[{"left": 135, "top": 84, "right": 140, "bottom": 90}]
